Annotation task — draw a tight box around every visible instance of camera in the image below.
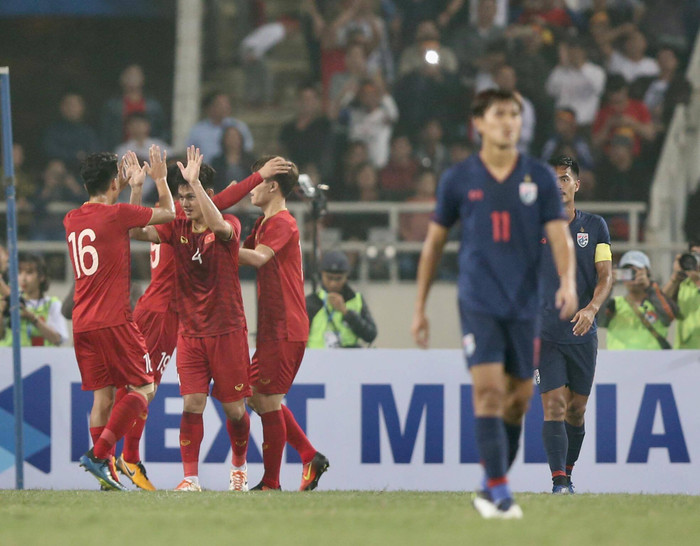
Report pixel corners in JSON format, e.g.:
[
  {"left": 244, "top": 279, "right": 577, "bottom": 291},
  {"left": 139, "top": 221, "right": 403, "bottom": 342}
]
[
  {"left": 614, "top": 268, "right": 635, "bottom": 282},
  {"left": 679, "top": 252, "right": 700, "bottom": 271}
]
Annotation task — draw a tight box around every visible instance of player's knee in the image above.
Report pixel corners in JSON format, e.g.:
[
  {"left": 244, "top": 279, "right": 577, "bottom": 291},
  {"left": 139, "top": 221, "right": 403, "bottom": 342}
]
[
  {"left": 543, "top": 395, "right": 567, "bottom": 420},
  {"left": 473, "top": 385, "right": 505, "bottom": 414},
  {"left": 507, "top": 393, "right": 531, "bottom": 421},
  {"left": 128, "top": 382, "right": 155, "bottom": 401},
  {"left": 183, "top": 393, "right": 207, "bottom": 413},
  {"left": 222, "top": 401, "right": 246, "bottom": 421},
  {"left": 566, "top": 402, "right": 587, "bottom": 425}
]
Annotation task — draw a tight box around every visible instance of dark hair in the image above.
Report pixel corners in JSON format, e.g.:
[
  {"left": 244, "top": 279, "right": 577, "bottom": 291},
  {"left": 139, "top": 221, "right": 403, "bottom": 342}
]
[
  {"left": 175, "top": 163, "right": 216, "bottom": 190},
  {"left": 125, "top": 112, "right": 150, "bottom": 124},
  {"left": 166, "top": 164, "right": 181, "bottom": 196},
  {"left": 202, "top": 90, "right": 227, "bottom": 110},
  {"left": 606, "top": 74, "right": 628, "bottom": 95},
  {"left": 689, "top": 239, "right": 700, "bottom": 251},
  {"left": 471, "top": 89, "right": 522, "bottom": 118},
  {"left": 80, "top": 152, "right": 118, "bottom": 196},
  {"left": 549, "top": 155, "right": 580, "bottom": 178},
  {"left": 297, "top": 80, "right": 322, "bottom": 96},
  {"left": 251, "top": 155, "right": 299, "bottom": 197},
  {"left": 18, "top": 253, "right": 49, "bottom": 296}
]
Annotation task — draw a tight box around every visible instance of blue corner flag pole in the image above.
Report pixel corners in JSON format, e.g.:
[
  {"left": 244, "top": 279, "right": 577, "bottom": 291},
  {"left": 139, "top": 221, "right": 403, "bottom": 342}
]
[{"left": 1, "top": 66, "right": 24, "bottom": 490}]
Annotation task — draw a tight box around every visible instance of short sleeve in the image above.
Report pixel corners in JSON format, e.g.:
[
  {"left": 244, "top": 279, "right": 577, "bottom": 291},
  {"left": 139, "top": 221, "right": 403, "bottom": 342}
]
[
  {"left": 432, "top": 167, "right": 460, "bottom": 229},
  {"left": 538, "top": 166, "right": 565, "bottom": 225},
  {"left": 258, "top": 216, "right": 293, "bottom": 253},
  {"left": 115, "top": 203, "right": 153, "bottom": 229},
  {"left": 154, "top": 221, "right": 175, "bottom": 245},
  {"left": 222, "top": 214, "right": 241, "bottom": 243},
  {"left": 597, "top": 216, "right": 611, "bottom": 246}
]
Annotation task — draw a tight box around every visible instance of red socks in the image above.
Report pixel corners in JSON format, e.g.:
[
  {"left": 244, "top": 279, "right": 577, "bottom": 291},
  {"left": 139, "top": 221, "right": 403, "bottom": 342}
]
[
  {"left": 227, "top": 412, "right": 250, "bottom": 467},
  {"left": 282, "top": 405, "right": 316, "bottom": 465},
  {"left": 89, "top": 426, "right": 104, "bottom": 447},
  {"left": 93, "top": 392, "right": 148, "bottom": 459},
  {"left": 122, "top": 407, "right": 148, "bottom": 463},
  {"left": 261, "top": 410, "right": 286, "bottom": 489},
  {"left": 180, "top": 412, "right": 204, "bottom": 477}
]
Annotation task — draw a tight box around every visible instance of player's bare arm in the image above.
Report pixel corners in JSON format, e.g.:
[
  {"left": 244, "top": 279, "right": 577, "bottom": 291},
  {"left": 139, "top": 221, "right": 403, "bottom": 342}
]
[
  {"left": 545, "top": 218, "right": 578, "bottom": 319},
  {"left": 411, "top": 221, "right": 449, "bottom": 348},
  {"left": 212, "top": 156, "right": 292, "bottom": 211},
  {"left": 178, "top": 146, "right": 233, "bottom": 240},
  {"left": 239, "top": 245, "right": 275, "bottom": 268},
  {"left": 571, "top": 257, "right": 612, "bottom": 336},
  {"left": 258, "top": 156, "right": 293, "bottom": 181},
  {"left": 124, "top": 150, "right": 146, "bottom": 206},
  {"left": 148, "top": 145, "right": 175, "bottom": 225}
]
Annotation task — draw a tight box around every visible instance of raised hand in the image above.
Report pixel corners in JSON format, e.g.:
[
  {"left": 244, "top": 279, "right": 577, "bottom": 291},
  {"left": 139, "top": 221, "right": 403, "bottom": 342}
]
[
  {"left": 145, "top": 144, "right": 168, "bottom": 181},
  {"left": 116, "top": 155, "right": 129, "bottom": 191},
  {"left": 258, "top": 156, "right": 292, "bottom": 180},
  {"left": 177, "top": 145, "right": 203, "bottom": 185},
  {"left": 124, "top": 151, "right": 147, "bottom": 189}
]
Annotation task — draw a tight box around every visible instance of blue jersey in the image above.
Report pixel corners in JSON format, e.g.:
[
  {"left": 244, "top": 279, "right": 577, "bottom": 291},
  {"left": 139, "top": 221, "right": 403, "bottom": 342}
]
[
  {"left": 434, "top": 153, "right": 565, "bottom": 320},
  {"left": 539, "top": 209, "right": 611, "bottom": 344}
]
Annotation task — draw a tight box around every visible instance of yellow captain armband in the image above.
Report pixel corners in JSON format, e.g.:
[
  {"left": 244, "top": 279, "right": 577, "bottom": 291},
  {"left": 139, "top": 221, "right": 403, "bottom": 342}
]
[{"left": 595, "top": 243, "right": 612, "bottom": 263}]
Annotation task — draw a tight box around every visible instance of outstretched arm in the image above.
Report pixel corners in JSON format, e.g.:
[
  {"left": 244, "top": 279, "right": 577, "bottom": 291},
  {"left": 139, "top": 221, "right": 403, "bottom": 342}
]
[
  {"left": 213, "top": 156, "right": 292, "bottom": 210},
  {"left": 239, "top": 245, "right": 275, "bottom": 268}
]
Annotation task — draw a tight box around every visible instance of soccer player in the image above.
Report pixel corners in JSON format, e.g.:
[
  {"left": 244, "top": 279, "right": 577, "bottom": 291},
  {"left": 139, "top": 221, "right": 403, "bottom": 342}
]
[
  {"left": 239, "top": 156, "right": 329, "bottom": 491},
  {"left": 130, "top": 146, "right": 255, "bottom": 491},
  {"left": 65, "top": 150, "right": 175, "bottom": 491},
  {"left": 411, "top": 89, "right": 578, "bottom": 519},
  {"left": 538, "top": 155, "right": 612, "bottom": 494}
]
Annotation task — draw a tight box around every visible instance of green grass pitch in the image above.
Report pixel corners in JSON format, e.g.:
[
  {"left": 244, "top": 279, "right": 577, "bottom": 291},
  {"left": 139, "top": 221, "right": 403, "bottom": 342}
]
[{"left": 1, "top": 490, "right": 699, "bottom": 546}]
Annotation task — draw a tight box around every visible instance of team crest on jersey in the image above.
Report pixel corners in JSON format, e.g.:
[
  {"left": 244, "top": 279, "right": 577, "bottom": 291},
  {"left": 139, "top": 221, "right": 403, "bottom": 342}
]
[
  {"left": 180, "top": 236, "right": 189, "bottom": 244},
  {"left": 462, "top": 333, "right": 476, "bottom": 358},
  {"left": 519, "top": 175, "right": 537, "bottom": 205},
  {"left": 577, "top": 232, "right": 589, "bottom": 248},
  {"left": 534, "top": 369, "right": 540, "bottom": 385}
]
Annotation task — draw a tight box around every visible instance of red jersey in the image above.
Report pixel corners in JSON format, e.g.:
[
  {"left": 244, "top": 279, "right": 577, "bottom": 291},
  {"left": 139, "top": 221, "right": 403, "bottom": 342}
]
[
  {"left": 135, "top": 242, "right": 176, "bottom": 314},
  {"left": 64, "top": 203, "right": 153, "bottom": 333},
  {"left": 155, "top": 214, "right": 246, "bottom": 337},
  {"left": 244, "top": 210, "right": 309, "bottom": 343},
  {"left": 592, "top": 99, "right": 651, "bottom": 156}
]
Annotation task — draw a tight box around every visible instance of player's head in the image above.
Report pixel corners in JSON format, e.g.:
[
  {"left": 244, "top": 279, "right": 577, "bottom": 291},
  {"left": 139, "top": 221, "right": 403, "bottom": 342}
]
[
  {"left": 80, "top": 152, "right": 119, "bottom": 197},
  {"left": 166, "top": 164, "right": 181, "bottom": 196},
  {"left": 175, "top": 163, "right": 217, "bottom": 221},
  {"left": 249, "top": 155, "right": 299, "bottom": 207},
  {"left": 471, "top": 89, "right": 522, "bottom": 149},
  {"left": 549, "top": 155, "right": 580, "bottom": 205},
  {"left": 18, "top": 252, "right": 49, "bottom": 298}
]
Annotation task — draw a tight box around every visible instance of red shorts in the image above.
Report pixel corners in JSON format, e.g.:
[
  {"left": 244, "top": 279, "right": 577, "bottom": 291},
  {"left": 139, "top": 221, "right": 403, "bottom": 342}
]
[
  {"left": 176, "top": 330, "right": 252, "bottom": 402},
  {"left": 133, "top": 306, "right": 179, "bottom": 384},
  {"left": 74, "top": 321, "right": 154, "bottom": 391},
  {"left": 251, "top": 340, "right": 306, "bottom": 395}
]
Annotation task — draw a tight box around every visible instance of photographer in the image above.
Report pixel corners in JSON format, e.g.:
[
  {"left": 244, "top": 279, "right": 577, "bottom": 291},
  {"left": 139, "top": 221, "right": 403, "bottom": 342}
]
[
  {"left": 598, "top": 250, "right": 678, "bottom": 349},
  {"left": 663, "top": 241, "right": 700, "bottom": 348},
  {"left": 0, "top": 253, "right": 68, "bottom": 347}
]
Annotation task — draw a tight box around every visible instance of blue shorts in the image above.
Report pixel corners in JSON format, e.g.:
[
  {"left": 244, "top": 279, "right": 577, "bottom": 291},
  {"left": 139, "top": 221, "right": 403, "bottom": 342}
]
[
  {"left": 459, "top": 307, "right": 537, "bottom": 380},
  {"left": 536, "top": 338, "right": 598, "bottom": 396}
]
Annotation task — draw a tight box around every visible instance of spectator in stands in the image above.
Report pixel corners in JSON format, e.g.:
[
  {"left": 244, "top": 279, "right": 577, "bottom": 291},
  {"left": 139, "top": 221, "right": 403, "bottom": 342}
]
[
  {"left": 0, "top": 245, "right": 9, "bottom": 298},
  {"left": 343, "top": 79, "right": 399, "bottom": 168},
  {"left": 414, "top": 119, "right": 449, "bottom": 174},
  {"left": 592, "top": 75, "right": 655, "bottom": 156},
  {"left": 580, "top": 0, "right": 640, "bottom": 31},
  {"left": 353, "top": 161, "right": 381, "bottom": 202},
  {"left": 494, "top": 65, "right": 536, "bottom": 153},
  {"left": 279, "top": 83, "right": 334, "bottom": 180},
  {"left": 593, "top": 129, "right": 651, "bottom": 203},
  {"left": 328, "top": 0, "right": 394, "bottom": 82},
  {"left": 399, "top": 168, "right": 437, "bottom": 244},
  {"left": 100, "top": 64, "right": 166, "bottom": 152},
  {"left": 240, "top": 14, "right": 301, "bottom": 107},
  {"left": 541, "top": 108, "right": 594, "bottom": 170},
  {"left": 186, "top": 91, "right": 254, "bottom": 158},
  {"left": 115, "top": 113, "right": 171, "bottom": 163},
  {"left": 210, "top": 125, "right": 254, "bottom": 192},
  {"left": 328, "top": 43, "right": 383, "bottom": 119},
  {"left": 43, "top": 92, "right": 99, "bottom": 173},
  {"left": 335, "top": 140, "right": 369, "bottom": 200},
  {"left": 449, "top": 0, "right": 504, "bottom": 82},
  {"left": 379, "top": 134, "right": 419, "bottom": 201},
  {"left": 10, "top": 144, "right": 37, "bottom": 239},
  {"left": 398, "top": 20, "right": 458, "bottom": 78},
  {"left": 0, "top": 253, "right": 68, "bottom": 347},
  {"left": 644, "top": 47, "right": 691, "bottom": 132},
  {"left": 31, "top": 160, "right": 84, "bottom": 240},
  {"left": 663, "top": 241, "right": 700, "bottom": 349},
  {"left": 515, "top": 0, "right": 573, "bottom": 28},
  {"left": 447, "top": 138, "right": 473, "bottom": 166},
  {"left": 607, "top": 28, "right": 659, "bottom": 84},
  {"left": 473, "top": 39, "right": 508, "bottom": 94},
  {"left": 546, "top": 38, "right": 606, "bottom": 128},
  {"left": 306, "top": 250, "right": 377, "bottom": 348},
  {"left": 598, "top": 250, "right": 678, "bottom": 350}
]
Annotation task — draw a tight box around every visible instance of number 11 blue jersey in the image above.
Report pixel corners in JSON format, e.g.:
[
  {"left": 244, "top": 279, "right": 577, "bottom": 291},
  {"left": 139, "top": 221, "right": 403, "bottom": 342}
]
[{"left": 433, "top": 153, "right": 565, "bottom": 320}]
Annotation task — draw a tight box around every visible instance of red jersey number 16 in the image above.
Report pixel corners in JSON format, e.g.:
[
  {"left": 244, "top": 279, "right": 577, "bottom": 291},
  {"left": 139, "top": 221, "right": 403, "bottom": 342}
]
[{"left": 68, "top": 229, "right": 100, "bottom": 278}]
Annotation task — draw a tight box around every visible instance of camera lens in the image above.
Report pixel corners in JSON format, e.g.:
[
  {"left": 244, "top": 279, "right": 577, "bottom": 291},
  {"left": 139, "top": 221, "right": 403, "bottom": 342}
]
[{"left": 679, "top": 252, "right": 699, "bottom": 271}]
